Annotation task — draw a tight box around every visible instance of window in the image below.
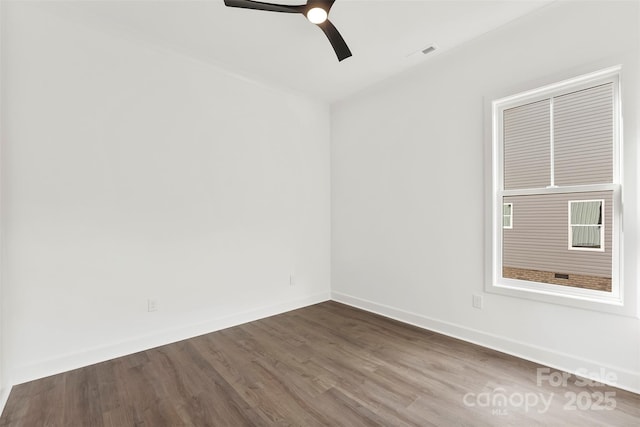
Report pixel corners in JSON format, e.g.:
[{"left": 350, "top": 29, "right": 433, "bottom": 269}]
[
  {"left": 569, "top": 200, "right": 604, "bottom": 251},
  {"left": 488, "top": 66, "right": 621, "bottom": 307},
  {"left": 503, "top": 203, "right": 513, "bottom": 229}
]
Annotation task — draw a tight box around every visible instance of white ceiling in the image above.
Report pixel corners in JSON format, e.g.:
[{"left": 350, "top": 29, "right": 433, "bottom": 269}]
[{"left": 40, "top": 0, "right": 555, "bottom": 103}]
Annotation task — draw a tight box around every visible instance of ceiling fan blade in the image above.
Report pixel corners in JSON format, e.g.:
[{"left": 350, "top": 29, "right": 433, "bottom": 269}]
[
  {"left": 224, "top": 0, "right": 304, "bottom": 14},
  {"left": 317, "top": 20, "right": 352, "bottom": 61}
]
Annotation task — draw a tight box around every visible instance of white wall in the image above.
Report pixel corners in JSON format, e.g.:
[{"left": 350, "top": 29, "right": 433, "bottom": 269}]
[
  {"left": 0, "top": 0, "right": 5, "bottom": 411},
  {"left": 2, "top": 2, "right": 330, "bottom": 385},
  {"left": 332, "top": 1, "right": 640, "bottom": 392}
]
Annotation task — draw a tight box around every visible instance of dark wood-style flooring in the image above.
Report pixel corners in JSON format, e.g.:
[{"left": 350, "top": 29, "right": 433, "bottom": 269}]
[{"left": 1, "top": 301, "right": 639, "bottom": 426}]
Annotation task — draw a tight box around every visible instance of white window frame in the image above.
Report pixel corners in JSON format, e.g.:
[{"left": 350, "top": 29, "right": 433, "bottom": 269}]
[
  {"left": 503, "top": 203, "right": 513, "bottom": 229},
  {"left": 568, "top": 199, "right": 605, "bottom": 252},
  {"left": 486, "top": 66, "right": 623, "bottom": 311}
]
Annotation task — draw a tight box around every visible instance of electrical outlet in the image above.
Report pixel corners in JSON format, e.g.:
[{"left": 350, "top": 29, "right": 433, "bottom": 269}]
[
  {"left": 148, "top": 298, "right": 158, "bottom": 312},
  {"left": 472, "top": 294, "right": 483, "bottom": 309},
  {"left": 289, "top": 274, "right": 295, "bottom": 287}
]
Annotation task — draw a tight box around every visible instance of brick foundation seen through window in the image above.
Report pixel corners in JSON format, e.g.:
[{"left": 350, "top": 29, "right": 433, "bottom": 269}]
[{"left": 503, "top": 267, "right": 611, "bottom": 292}]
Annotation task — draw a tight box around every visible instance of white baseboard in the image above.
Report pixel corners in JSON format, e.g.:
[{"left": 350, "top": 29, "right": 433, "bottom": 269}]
[
  {"left": 10, "top": 292, "right": 331, "bottom": 387},
  {"left": 331, "top": 291, "right": 640, "bottom": 395}
]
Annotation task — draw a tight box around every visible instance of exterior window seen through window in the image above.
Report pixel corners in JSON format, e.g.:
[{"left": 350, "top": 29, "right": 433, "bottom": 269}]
[
  {"left": 503, "top": 203, "right": 513, "bottom": 229},
  {"left": 569, "top": 200, "right": 603, "bottom": 251}
]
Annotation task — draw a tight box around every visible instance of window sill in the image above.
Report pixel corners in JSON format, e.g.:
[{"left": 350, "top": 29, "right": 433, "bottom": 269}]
[{"left": 484, "top": 277, "right": 637, "bottom": 317}]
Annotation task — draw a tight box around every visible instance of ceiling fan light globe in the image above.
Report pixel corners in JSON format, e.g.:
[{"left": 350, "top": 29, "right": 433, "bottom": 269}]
[{"left": 307, "top": 7, "right": 328, "bottom": 24}]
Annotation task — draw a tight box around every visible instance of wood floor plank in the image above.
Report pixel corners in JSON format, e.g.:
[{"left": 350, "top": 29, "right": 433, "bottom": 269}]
[
  {"left": 14, "top": 374, "right": 66, "bottom": 427},
  {"left": 1, "top": 301, "right": 639, "bottom": 426},
  {"left": 62, "top": 366, "right": 103, "bottom": 427}
]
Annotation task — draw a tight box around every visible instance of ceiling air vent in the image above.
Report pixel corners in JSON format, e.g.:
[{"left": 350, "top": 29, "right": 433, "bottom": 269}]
[
  {"left": 407, "top": 44, "right": 439, "bottom": 59},
  {"left": 421, "top": 45, "right": 437, "bottom": 55}
]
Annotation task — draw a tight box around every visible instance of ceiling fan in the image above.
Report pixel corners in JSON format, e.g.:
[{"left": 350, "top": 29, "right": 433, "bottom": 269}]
[{"left": 224, "top": 0, "right": 352, "bottom": 61}]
